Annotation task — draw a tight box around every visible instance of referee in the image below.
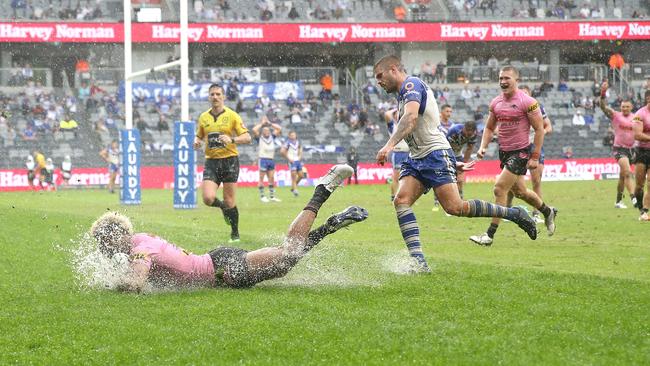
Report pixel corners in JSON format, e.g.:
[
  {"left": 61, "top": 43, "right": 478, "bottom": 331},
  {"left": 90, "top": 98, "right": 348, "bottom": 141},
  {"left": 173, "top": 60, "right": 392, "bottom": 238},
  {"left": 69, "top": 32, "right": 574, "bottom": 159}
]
[{"left": 194, "top": 84, "right": 251, "bottom": 242}]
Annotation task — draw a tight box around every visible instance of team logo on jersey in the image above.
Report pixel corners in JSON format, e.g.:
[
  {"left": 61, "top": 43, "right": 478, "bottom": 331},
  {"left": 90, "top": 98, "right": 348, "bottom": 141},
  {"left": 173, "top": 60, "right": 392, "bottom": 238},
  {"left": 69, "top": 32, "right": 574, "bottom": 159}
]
[
  {"left": 404, "top": 82, "right": 415, "bottom": 91},
  {"left": 527, "top": 102, "right": 539, "bottom": 112},
  {"left": 633, "top": 116, "right": 642, "bottom": 123}
]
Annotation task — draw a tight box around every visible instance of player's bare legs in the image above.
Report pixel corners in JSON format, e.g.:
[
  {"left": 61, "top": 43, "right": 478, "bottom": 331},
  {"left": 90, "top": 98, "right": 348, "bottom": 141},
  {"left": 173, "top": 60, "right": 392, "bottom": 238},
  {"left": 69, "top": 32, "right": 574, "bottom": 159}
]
[
  {"left": 616, "top": 157, "right": 635, "bottom": 208},
  {"left": 635, "top": 162, "right": 650, "bottom": 220},
  {"left": 244, "top": 165, "right": 368, "bottom": 282},
  {"left": 390, "top": 167, "right": 400, "bottom": 200},
  {"left": 471, "top": 168, "right": 555, "bottom": 246}
]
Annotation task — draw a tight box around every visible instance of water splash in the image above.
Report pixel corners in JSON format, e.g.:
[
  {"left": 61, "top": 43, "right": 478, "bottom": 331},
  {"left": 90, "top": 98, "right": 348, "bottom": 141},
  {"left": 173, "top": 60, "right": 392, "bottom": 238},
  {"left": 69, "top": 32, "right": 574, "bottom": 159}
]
[{"left": 63, "top": 230, "right": 151, "bottom": 292}]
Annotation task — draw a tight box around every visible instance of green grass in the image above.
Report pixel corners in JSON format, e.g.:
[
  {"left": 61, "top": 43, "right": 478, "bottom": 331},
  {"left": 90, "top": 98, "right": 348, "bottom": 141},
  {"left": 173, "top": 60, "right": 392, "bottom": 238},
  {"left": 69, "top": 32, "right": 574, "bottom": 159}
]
[{"left": 1, "top": 180, "right": 649, "bottom": 365}]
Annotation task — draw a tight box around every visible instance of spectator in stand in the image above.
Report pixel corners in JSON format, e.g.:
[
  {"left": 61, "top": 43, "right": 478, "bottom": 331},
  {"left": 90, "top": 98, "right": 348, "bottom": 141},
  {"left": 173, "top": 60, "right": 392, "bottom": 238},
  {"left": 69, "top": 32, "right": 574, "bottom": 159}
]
[
  {"left": 558, "top": 79, "right": 569, "bottom": 92},
  {"left": 572, "top": 109, "right": 586, "bottom": 126},
  {"left": 135, "top": 116, "right": 148, "bottom": 132},
  {"left": 254, "top": 98, "right": 264, "bottom": 117},
  {"left": 288, "top": 3, "right": 300, "bottom": 19},
  {"left": 394, "top": 4, "right": 406, "bottom": 21},
  {"left": 435, "top": 61, "right": 446, "bottom": 84},
  {"left": 22, "top": 123, "right": 36, "bottom": 141},
  {"left": 460, "top": 85, "right": 473, "bottom": 101},
  {"left": 157, "top": 114, "right": 170, "bottom": 133},
  {"left": 286, "top": 93, "right": 297, "bottom": 108},
  {"left": 608, "top": 51, "right": 625, "bottom": 84},
  {"left": 289, "top": 107, "right": 303, "bottom": 124},
  {"left": 562, "top": 146, "right": 573, "bottom": 159},
  {"left": 578, "top": 3, "right": 590, "bottom": 18},
  {"left": 78, "top": 81, "right": 91, "bottom": 100},
  {"left": 59, "top": 113, "right": 79, "bottom": 137},
  {"left": 320, "top": 72, "right": 333, "bottom": 103}
]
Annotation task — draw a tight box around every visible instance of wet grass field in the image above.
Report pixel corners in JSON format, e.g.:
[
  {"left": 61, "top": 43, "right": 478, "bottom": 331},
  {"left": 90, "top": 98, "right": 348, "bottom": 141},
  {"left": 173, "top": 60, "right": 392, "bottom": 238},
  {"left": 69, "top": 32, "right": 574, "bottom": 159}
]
[{"left": 1, "top": 180, "right": 648, "bottom": 365}]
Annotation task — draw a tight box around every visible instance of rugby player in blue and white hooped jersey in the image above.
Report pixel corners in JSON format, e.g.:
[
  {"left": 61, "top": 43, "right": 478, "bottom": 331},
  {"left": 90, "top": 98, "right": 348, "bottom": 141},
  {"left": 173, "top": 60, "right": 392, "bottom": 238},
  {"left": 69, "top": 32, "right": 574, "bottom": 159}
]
[
  {"left": 100, "top": 140, "right": 120, "bottom": 194},
  {"left": 446, "top": 121, "right": 477, "bottom": 199},
  {"left": 281, "top": 131, "right": 304, "bottom": 197},
  {"left": 253, "top": 116, "right": 283, "bottom": 203},
  {"left": 385, "top": 107, "right": 410, "bottom": 202},
  {"left": 374, "top": 55, "right": 537, "bottom": 272}
]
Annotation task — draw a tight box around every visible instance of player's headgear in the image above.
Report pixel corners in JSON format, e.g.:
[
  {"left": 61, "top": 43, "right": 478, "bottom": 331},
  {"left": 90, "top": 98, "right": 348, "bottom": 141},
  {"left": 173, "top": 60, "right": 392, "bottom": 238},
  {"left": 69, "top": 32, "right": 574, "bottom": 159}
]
[{"left": 91, "top": 212, "right": 134, "bottom": 257}]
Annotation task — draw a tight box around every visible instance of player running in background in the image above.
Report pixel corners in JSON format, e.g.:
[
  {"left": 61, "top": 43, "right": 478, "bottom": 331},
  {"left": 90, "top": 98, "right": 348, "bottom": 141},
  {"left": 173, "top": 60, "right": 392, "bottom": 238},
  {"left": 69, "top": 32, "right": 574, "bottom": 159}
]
[
  {"left": 385, "top": 107, "right": 410, "bottom": 201},
  {"left": 509, "top": 85, "right": 553, "bottom": 223},
  {"left": 99, "top": 140, "right": 120, "bottom": 194},
  {"left": 33, "top": 150, "right": 47, "bottom": 190},
  {"left": 281, "top": 131, "right": 304, "bottom": 197},
  {"left": 194, "top": 84, "right": 252, "bottom": 243},
  {"left": 252, "top": 116, "right": 283, "bottom": 203},
  {"left": 438, "top": 104, "right": 455, "bottom": 135},
  {"left": 470, "top": 66, "right": 557, "bottom": 246},
  {"left": 632, "top": 90, "right": 650, "bottom": 221},
  {"left": 445, "top": 121, "right": 477, "bottom": 201},
  {"left": 374, "top": 55, "right": 537, "bottom": 272},
  {"left": 432, "top": 104, "right": 456, "bottom": 211},
  {"left": 25, "top": 154, "right": 35, "bottom": 190},
  {"left": 599, "top": 81, "right": 637, "bottom": 209},
  {"left": 91, "top": 164, "right": 367, "bottom": 292},
  {"left": 61, "top": 155, "right": 72, "bottom": 187},
  {"left": 43, "top": 158, "right": 55, "bottom": 190}
]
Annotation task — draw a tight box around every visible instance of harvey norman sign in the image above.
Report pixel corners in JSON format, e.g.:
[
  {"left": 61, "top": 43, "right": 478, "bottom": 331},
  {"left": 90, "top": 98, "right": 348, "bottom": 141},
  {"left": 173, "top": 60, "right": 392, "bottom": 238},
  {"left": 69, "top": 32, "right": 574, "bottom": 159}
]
[{"left": 2, "top": 22, "right": 650, "bottom": 43}]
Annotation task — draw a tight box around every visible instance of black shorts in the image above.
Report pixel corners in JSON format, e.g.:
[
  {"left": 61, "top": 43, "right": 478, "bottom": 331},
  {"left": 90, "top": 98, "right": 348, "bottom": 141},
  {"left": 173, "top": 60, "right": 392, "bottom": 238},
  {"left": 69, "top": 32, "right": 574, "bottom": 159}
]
[
  {"left": 208, "top": 247, "right": 255, "bottom": 288},
  {"left": 203, "top": 156, "right": 240, "bottom": 184},
  {"left": 613, "top": 146, "right": 634, "bottom": 162},
  {"left": 635, "top": 147, "right": 650, "bottom": 166},
  {"left": 499, "top": 145, "right": 532, "bottom": 176}
]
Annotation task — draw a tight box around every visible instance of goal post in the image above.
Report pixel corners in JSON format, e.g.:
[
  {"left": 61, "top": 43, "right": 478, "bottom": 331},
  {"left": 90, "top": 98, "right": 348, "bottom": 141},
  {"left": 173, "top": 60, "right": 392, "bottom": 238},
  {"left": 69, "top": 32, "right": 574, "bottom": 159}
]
[{"left": 120, "top": 0, "right": 195, "bottom": 207}]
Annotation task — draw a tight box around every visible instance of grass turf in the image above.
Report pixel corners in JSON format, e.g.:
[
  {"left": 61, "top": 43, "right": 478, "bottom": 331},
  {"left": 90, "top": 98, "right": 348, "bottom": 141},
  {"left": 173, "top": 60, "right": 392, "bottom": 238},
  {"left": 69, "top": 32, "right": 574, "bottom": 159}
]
[{"left": 0, "top": 180, "right": 648, "bottom": 365}]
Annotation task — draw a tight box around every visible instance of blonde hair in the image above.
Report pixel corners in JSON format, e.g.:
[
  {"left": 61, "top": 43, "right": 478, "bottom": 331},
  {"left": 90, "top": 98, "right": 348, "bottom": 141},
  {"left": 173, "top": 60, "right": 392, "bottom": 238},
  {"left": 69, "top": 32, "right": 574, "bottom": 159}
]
[{"left": 91, "top": 212, "right": 134, "bottom": 256}]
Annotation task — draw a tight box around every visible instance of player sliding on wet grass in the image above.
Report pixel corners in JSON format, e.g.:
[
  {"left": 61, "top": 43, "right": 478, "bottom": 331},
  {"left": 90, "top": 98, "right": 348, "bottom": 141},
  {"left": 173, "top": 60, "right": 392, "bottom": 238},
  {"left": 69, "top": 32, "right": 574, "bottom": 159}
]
[
  {"left": 373, "top": 55, "right": 537, "bottom": 272},
  {"left": 91, "top": 164, "right": 367, "bottom": 291}
]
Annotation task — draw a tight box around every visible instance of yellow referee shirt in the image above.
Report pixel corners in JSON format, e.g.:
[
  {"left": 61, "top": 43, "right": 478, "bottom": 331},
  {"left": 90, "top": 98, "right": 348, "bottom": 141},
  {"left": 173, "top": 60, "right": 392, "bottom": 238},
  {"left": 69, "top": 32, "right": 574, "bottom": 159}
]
[
  {"left": 196, "top": 107, "right": 248, "bottom": 159},
  {"left": 35, "top": 153, "right": 46, "bottom": 169}
]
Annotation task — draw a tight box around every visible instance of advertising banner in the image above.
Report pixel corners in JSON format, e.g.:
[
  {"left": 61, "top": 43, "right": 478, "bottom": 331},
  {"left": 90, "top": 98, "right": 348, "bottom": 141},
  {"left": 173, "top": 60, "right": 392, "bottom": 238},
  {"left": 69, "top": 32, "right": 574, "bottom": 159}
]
[
  {"left": 119, "top": 129, "right": 141, "bottom": 205},
  {"left": 2, "top": 22, "right": 650, "bottom": 43},
  {"left": 173, "top": 121, "right": 196, "bottom": 209},
  {"left": 117, "top": 80, "right": 304, "bottom": 102},
  {"left": 0, "top": 158, "right": 627, "bottom": 192}
]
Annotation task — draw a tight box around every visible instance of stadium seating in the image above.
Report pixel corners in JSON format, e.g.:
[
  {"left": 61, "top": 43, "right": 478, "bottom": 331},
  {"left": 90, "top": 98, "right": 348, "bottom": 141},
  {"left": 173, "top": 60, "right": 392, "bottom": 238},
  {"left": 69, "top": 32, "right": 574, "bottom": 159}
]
[
  {"left": 3, "top": 0, "right": 645, "bottom": 22},
  {"left": 1, "top": 70, "right": 647, "bottom": 170}
]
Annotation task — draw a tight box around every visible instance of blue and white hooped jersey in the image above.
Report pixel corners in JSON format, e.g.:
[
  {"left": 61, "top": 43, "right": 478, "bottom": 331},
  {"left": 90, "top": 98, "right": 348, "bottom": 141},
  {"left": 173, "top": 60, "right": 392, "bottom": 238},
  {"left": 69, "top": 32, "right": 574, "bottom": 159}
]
[
  {"left": 284, "top": 139, "right": 301, "bottom": 162},
  {"left": 107, "top": 146, "right": 119, "bottom": 165},
  {"left": 257, "top": 135, "right": 278, "bottom": 159},
  {"left": 446, "top": 124, "right": 477, "bottom": 156},
  {"left": 397, "top": 76, "right": 450, "bottom": 159}
]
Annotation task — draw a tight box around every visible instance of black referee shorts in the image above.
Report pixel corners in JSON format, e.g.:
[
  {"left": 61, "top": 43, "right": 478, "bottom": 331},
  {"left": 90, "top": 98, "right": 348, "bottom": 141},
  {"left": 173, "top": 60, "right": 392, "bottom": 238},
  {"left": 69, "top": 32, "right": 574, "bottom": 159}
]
[{"left": 203, "top": 156, "right": 240, "bottom": 185}]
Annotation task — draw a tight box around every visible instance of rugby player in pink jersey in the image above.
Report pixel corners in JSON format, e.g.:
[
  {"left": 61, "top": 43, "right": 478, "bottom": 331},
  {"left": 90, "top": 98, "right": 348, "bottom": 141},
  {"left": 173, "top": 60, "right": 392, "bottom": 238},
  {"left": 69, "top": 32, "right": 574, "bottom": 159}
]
[
  {"left": 91, "top": 164, "right": 368, "bottom": 291},
  {"left": 632, "top": 90, "right": 650, "bottom": 221},
  {"left": 470, "top": 66, "right": 557, "bottom": 246},
  {"left": 599, "top": 81, "right": 638, "bottom": 209}
]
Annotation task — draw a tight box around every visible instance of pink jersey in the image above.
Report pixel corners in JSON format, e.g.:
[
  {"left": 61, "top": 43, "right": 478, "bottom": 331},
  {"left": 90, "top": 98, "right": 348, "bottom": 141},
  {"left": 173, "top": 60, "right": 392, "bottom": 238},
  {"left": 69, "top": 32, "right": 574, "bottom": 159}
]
[
  {"left": 130, "top": 233, "right": 215, "bottom": 287},
  {"left": 490, "top": 89, "right": 543, "bottom": 151},
  {"left": 633, "top": 106, "right": 650, "bottom": 149},
  {"left": 611, "top": 111, "right": 636, "bottom": 148}
]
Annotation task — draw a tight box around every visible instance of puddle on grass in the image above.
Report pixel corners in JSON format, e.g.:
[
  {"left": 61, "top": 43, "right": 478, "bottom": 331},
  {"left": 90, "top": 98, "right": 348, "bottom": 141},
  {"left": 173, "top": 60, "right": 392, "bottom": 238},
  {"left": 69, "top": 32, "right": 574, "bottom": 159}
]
[{"left": 61, "top": 228, "right": 418, "bottom": 293}]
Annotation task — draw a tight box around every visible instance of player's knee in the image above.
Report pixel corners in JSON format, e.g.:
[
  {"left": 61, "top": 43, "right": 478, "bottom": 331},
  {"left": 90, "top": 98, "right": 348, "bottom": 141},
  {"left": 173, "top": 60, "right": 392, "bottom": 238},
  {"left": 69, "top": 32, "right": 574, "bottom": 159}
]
[
  {"left": 393, "top": 195, "right": 410, "bottom": 207},
  {"left": 202, "top": 194, "right": 215, "bottom": 206},
  {"left": 444, "top": 202, "right": 463, "bottom": 216},
  {"left": 493, "top": 185, "right": 508, "bottom": 197}
]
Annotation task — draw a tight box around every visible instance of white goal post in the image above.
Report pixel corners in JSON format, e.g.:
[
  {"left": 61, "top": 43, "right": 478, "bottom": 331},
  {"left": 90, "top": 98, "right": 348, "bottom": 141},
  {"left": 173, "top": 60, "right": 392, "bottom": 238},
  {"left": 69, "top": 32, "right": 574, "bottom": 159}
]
[{"left": 123, "top": 0, "right": 190, "bottom": 129}]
